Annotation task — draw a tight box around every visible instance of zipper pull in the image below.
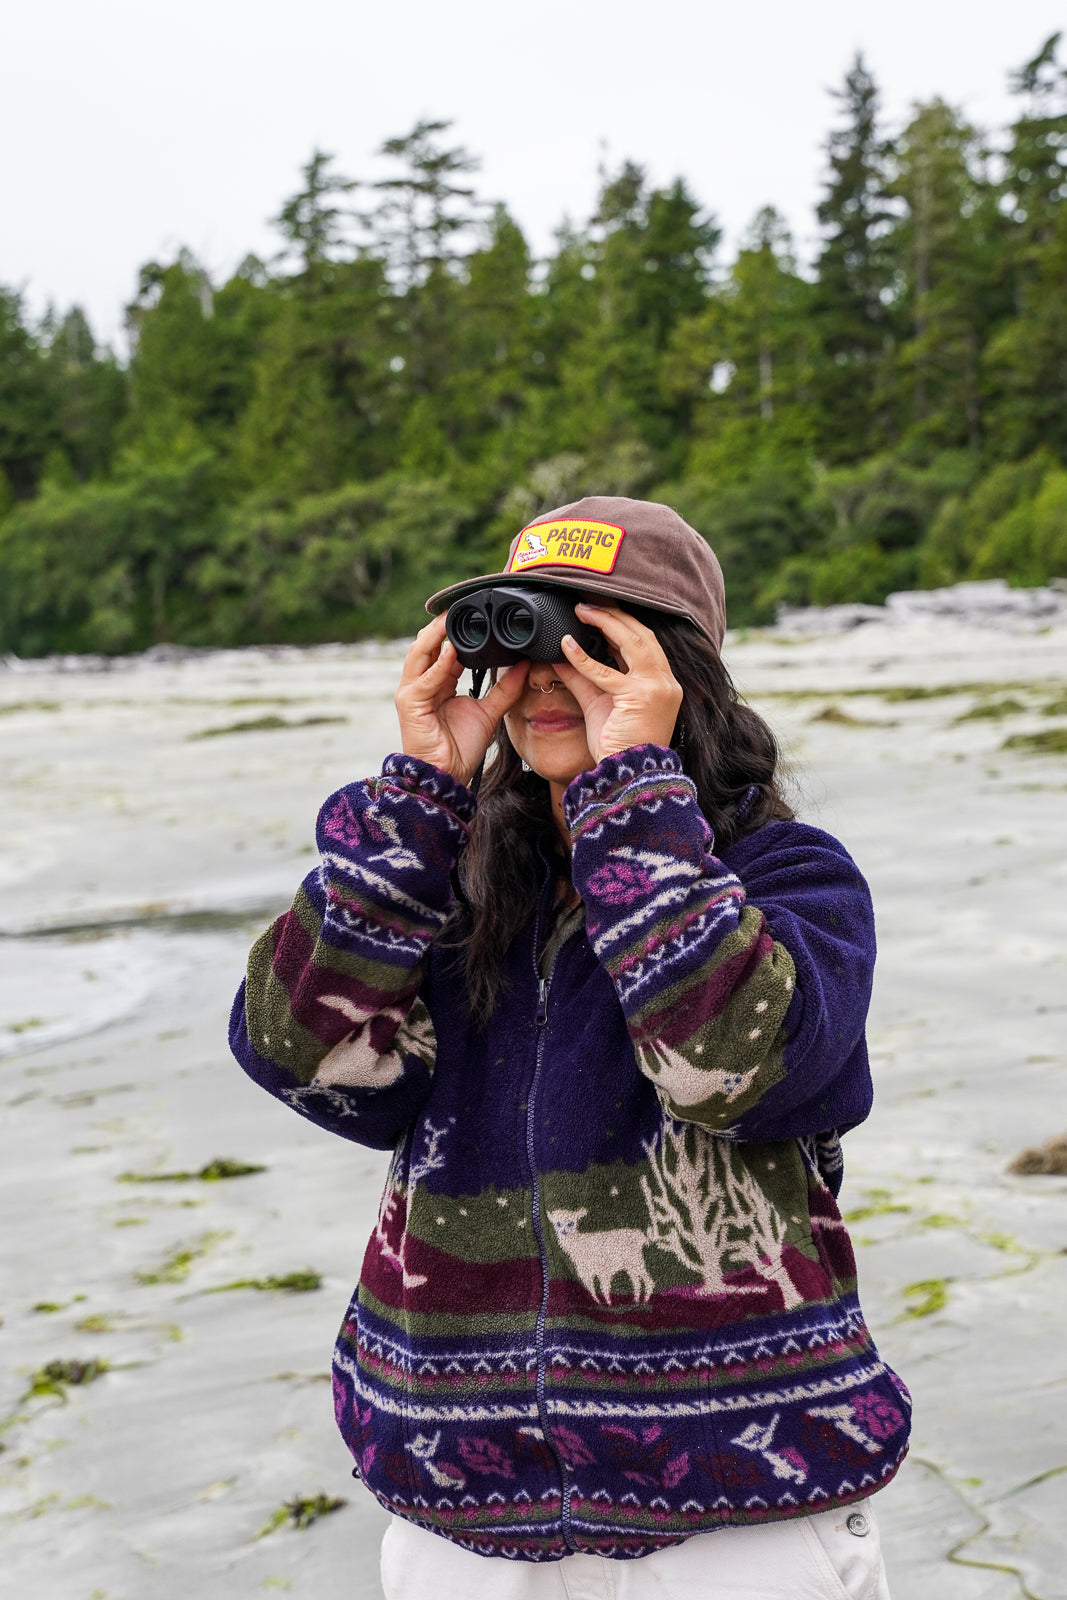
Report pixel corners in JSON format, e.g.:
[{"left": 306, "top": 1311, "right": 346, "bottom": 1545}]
[{"left": 536, "top": 977, "right": 549, "bottom": 1026}]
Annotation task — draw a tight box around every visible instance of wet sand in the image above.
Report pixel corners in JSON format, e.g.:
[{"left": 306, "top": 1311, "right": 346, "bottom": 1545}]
[{"left": 2, "top": 622, "right": 1066, "bottom": 1599}]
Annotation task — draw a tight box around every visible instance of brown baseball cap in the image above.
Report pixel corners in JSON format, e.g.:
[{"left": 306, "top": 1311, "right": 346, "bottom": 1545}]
[{"left": 425, "top": 496, "right": 727, "bottom": 650}]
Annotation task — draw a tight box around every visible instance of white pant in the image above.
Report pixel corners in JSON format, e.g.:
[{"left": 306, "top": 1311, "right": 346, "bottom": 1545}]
[{"left": 380, "top": 1502, "right": 892, "bottom": 1599}]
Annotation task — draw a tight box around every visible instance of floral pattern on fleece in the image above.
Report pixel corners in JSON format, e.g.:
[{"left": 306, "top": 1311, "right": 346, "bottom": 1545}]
[{"left": 565, "top": 746, "right": 797, "bottom": 1131}]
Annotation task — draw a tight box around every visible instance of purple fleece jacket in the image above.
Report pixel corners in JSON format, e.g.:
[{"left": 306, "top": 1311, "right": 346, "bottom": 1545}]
[{"left": 230, "top": 745, "right": 909, "bottom": 1560}]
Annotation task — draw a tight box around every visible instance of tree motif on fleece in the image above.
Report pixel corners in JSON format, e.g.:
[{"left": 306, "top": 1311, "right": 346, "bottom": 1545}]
[
  {"left": 372, "top": 1116, "right": 454, "bottom": 1290},
  {"left": 409, "top": 1114, "right": 455, "bottom": 1184},
  {"left": 640, "top": 1119, "right": 803, "bottom": 1308},
  {"left": 374, "top": 1177, "right": 428, "bottom": 1290}
]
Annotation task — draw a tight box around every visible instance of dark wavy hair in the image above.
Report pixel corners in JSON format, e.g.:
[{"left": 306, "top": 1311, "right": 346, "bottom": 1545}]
[{"left": 451, "top": 605, "right": 794, "bottom": 1020}]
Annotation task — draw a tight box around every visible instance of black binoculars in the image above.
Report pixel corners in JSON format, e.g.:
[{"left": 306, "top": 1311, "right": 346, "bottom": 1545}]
[{"left": 445, "top": 586, "right": 612, "bottom": 670}]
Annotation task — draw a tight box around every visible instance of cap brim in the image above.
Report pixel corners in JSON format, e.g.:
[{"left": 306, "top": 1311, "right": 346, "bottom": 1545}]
[{"left": 425, "top": 569, "right": 695, "bottom": 626}]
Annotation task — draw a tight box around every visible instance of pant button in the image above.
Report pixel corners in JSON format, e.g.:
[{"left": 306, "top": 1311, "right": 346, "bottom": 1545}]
[{"left": 846, "top": 1511, "right": 870, "bottom": 1537}]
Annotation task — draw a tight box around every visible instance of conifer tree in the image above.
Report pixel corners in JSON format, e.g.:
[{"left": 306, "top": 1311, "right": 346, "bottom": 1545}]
[
  {"left": 367, "top": 120, "right": 486, "bottom": 413},
  {"left": 810, "top": 55, "right": 896, "bottom": 463},
  {"left": 888, "top": 100, "right": 1004, "bottom": 451},
  {"left": 547, "top": 163, "right": 718, "bottom": 471},
  {"left": 271, "top": 149, "right": 359, "bottom": 278},
  {"left": 0, "top": 288, "right": 56, "bottom": 499},
  {"left": 42, "top": 307, "right": 126, "bottom": 482},
  {"left": 985, "top": 34, "right": 1067, "bottom": 457}
]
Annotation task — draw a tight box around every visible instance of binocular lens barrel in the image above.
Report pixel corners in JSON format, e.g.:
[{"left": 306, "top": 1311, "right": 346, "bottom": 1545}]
[
  {"left": 444, "top": 585, "right": 610, "bottom": 671},
  {"left": 447, "top": 603, "right": 491, "bottom": 651},
  {"left": 493, "top": 599, "right": 538, "bottom": 649}
]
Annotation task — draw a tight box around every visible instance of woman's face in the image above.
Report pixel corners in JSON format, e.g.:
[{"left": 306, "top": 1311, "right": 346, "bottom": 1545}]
[
  {"left": 502, "top": 595, "right": 632, "bottom": 789},
  {"left": 504, "top": 657, "right": 595, "bottom": 789}
]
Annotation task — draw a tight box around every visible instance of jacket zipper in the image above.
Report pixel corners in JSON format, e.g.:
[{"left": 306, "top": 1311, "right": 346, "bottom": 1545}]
[{"left": 526, "top": 919, "right": 577, "bottom": 1553}]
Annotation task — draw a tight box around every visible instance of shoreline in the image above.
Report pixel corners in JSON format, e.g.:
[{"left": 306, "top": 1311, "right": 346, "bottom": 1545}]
[{"left": 2, "top": 617, "right": 1066, "bottom": 1598}]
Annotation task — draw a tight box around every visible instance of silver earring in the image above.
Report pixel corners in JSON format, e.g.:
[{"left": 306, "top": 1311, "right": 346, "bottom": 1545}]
[{"left": 521, "top": 759, "right": 532, "bottom": 772}]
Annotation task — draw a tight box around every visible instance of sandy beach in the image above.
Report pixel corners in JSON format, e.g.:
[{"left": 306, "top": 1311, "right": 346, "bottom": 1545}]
[{"left": 2, "top": 617, "right": 1065, "bottom": 1600}]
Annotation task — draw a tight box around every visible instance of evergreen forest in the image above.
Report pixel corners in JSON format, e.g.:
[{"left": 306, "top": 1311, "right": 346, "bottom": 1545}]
[{"left": 2, "top": 40, "right": 1066, "bottom": 656}]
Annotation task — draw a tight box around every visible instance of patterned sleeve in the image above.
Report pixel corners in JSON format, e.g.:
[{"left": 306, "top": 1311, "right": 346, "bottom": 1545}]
[
  {"left": 228, "top": 754, "right": 476, "bottom": 1148},
  {"left": 564, "top": 745, "right": 875, "bottom": 1139}
]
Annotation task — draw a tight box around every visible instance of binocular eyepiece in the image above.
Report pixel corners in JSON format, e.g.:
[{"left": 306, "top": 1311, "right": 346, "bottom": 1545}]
[{"left": 445, "top": 586, "right": 612, "bottom": 670}]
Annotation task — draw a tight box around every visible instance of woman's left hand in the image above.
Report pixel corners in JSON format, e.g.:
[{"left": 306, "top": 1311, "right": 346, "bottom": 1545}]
[{"left": 557, "top": 603, "right": 683, "bottom": 763}]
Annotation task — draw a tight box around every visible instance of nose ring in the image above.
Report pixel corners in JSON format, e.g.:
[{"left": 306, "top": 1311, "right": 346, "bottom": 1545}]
[{"left": 534, "top": 681, "right": 560, "bottom": 695}]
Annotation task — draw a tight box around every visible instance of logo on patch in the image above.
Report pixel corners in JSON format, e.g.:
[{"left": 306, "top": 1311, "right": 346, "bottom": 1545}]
[{"left": 509, "top": 519, "right": 625, "bottom": 575}]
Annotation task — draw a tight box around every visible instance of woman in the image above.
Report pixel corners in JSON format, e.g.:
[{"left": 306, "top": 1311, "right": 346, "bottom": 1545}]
[{"left": 230, "top": 496, "right": 908, "bottom": 1599}]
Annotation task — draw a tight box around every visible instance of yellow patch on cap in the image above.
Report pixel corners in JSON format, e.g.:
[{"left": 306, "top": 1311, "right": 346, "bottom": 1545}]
[{"left": 509, "top": 519, "right": 625, "bottom": 576}]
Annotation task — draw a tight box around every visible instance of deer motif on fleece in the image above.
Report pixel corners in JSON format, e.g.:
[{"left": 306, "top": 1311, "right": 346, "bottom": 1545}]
[
  {"left": 311, "top": 994, "right": 435, "bottom": 1090},
  {"left": 548, "top": 1207, "right": 655, "bottom": 1303}
]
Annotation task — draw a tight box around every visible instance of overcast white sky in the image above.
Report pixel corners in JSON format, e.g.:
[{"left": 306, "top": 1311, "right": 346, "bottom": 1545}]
[{"left": 2, "top": 0, "right": 1063, "bottom": 351}]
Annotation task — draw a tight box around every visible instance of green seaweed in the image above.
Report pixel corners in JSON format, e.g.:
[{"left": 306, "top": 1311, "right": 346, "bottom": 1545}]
[
  {"left": 902, "top": 1278, "right": 950, "bottom": 1317},
  {"left": 903, "top": 1454, "right": 1052, "bottom": 1600},
  {"left": 225, "top": 696, "right": 310, "bottom": 706},
  {"left": 952, "top": 697, "right": 1028, "bottom": 723},
  {"left": 74, "top": 1314, "right": 117, "bottom": 1333},
  {"left": 1002, "top": 727, "right": 1067, "bottom": 755},
  {"left": 5, "top": 1018, "right": 45, "bottom": 1034},
  {"left": 880, "top": 684, "right": 973, "bottom": 701},
  {"left": 189, "top": 714, "right": 347, "bottom": 740},
  {"left": 207, "top": 1270, "right": 322, "bottom": 1295},
  {"left": 0, "top": 700, "right": 61, "bottom": 716},
  {"left": 25, "top": 1359, "right": 108, "bottom": 1400},
  {"left": 843, "top": 1189, "right": 911, "bottom": 1223},
  {"left": 808, "top": 705, "right": 896, "bottom": 728},
  {"left": 762, "top": 679, "right": 1055, "bottom": 704},
  {"left": 134, "top": 1230, "right": 229, "bottom": 1285},
  {"left": 979, "top": 1229, "right": 1026, "bottom": 1253},
  {"left": 1042, "top": 694, "right": 1067, "bottom": 716},
  {"left": 256, "top": 1492, "right": 347, "bottom": 1539},
  {"left": 72, "top": 1311, "right": 183, "bottom": 1341},
  {"left": 118, "top": 1157, "right": 266, "bottom": 1184}
]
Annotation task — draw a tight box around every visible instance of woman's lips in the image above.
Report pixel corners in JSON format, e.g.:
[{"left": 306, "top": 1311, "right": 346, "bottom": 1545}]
[{"left": 526, "top": 712, "right": 583, "bottom": 732}]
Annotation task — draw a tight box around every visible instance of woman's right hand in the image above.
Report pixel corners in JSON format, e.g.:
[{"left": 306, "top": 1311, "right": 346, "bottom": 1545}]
[{"left": 395, "top": 614, "right": 530, "bottom": 789}]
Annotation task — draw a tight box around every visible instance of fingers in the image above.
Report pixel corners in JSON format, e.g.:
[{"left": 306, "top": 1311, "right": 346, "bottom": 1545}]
[
  {"left": 553, "top": 656, "right": 604, "bottom": 716},
  {"left": 398, "top": 623, "right": 463, "bottom": 708},
  {"left": 562, "top": 603, "right": 682, "bottom": 756},
  {"left": 399, "top": 615, "right": 449, "bottom": 685},
  {"left": 479, "top": 659, "right": 530, "bottom": 719},
  {"left": 574, "top": 602, "right": 671, "bottom": 672},
  {"left": 559, "top": 628, "right": 626, "bottom": 691}
]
